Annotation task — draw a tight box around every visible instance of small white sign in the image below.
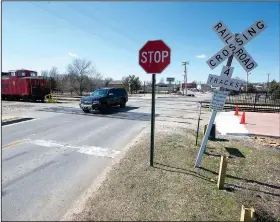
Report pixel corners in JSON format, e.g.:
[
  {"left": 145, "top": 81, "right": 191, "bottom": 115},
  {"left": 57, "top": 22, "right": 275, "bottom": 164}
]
[
  {"left": 166, "top": 77, "right": 175, "bottom": 82},
  {"left": 220, "top": 65, "right": 234, "bottom": 79},
  {"left": 207, "top": 74, "right": 242, "bottom": 91},
  {"left": 210, "top": 91, "right": 228, "bottom": 110}
]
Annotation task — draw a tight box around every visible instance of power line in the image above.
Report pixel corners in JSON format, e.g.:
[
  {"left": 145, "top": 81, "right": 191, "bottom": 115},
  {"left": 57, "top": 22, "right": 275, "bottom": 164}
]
[
  {"left": 66, "top": 3, "right": 142, "bottom": 45},
  {"left": 29, "top": 2, "right": 134, "bottom": 54}
]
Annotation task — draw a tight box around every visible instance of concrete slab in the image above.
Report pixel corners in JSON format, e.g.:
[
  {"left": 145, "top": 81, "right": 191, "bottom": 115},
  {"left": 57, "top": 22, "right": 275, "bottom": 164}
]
[
  {"left": 215, "top": 111, "right": 248, "bottom": 136},
  {"left": 244, "top": 112, "right": 280, "bottom": 138},
  {"left": 216, "top": 111, "right": 280, "bottom": 138}
]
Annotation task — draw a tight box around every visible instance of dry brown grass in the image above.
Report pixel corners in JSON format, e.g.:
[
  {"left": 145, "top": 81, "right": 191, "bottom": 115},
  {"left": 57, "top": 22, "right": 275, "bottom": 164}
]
[{"left": 72, "top": 129, "right": 280, "bottom": 221}]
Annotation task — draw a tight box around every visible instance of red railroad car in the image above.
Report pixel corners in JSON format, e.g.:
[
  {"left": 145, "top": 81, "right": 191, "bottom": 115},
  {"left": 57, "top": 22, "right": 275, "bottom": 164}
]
[{"left": 1, "top": 69, "right": 50, "bottom": 102}]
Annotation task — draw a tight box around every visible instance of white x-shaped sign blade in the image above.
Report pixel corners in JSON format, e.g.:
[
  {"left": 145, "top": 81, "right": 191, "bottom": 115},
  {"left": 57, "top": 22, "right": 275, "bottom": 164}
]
[
  {"left": 206, "top": 20, "right": 268, "bottom": 73},
  {"left": 211, "top": 21, "right": 259, "bottom": 73}
]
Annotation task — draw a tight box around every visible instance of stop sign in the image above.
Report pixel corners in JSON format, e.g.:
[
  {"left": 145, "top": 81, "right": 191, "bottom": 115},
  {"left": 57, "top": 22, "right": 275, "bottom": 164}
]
[{"left": 139, "top": 40, "right": 171, "bottom": 74}]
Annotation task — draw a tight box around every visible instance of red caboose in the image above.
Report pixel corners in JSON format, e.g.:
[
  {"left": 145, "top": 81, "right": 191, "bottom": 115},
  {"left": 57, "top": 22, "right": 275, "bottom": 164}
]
[{"left": 1, "top": 69, "right": 50, "bottom": 102}]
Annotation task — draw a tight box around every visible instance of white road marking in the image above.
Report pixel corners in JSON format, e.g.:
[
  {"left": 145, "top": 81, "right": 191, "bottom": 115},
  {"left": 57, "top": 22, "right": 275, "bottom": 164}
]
[{"left": 25, "top": 139, "right": 120, "bottom": 158}]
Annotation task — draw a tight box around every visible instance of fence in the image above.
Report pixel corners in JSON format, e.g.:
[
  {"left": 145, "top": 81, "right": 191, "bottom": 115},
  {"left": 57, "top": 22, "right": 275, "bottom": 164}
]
[{"left": 202, "top": 91, "right": 280, "bottom": 113}]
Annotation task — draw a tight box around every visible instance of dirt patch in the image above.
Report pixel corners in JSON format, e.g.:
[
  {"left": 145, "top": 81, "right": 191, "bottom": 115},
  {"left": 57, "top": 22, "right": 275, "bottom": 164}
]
[
  {"left": 251, "top": 136, "right": 280, "bottom": 149},
  {"left": 69, "top": 129, "right": 280, "bottom": 221}
]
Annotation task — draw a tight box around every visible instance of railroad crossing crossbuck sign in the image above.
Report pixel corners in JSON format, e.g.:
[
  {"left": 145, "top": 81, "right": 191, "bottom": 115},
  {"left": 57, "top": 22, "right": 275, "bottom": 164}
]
[
  {"left": 195, "top": 19, "right": 268, "bottom": 168},
  {"left": 206, "top": 20, "right": 267, "bottom": 73}
]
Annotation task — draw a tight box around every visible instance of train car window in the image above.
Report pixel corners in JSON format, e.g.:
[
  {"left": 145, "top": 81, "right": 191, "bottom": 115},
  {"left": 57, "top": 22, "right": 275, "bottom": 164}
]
[
  {"left": 30, "top": 72, "right": 37, "bottom": 77},
  {"left": 10, "top": 72, "right": 16, "bottom": 76},
  {"left": 18, "top": 71, "right": 26, "bottom": 77}
]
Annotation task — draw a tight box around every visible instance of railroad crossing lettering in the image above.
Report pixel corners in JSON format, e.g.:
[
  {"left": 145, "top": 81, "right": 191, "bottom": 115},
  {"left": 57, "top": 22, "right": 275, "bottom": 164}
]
[
  {"left": 234, "top": 47, "right": 258, "bottom": 72},
  {"left": 207, "top": 19, "right": 267, "bottom": 72},
  {"left": 212, "top": 21, "right": 234, "bottom": 44},
  {"left": 206, "top": 74, "right": 242, "bottom": 91},
  {"left": 210, "top": 91, "right": 228, "bottom": 111}
]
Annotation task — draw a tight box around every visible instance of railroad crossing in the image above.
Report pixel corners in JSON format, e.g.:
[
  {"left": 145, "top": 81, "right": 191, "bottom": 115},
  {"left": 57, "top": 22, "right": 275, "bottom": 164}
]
[{"left": 195, "top": 19, "right": 268, "bottom": 167}]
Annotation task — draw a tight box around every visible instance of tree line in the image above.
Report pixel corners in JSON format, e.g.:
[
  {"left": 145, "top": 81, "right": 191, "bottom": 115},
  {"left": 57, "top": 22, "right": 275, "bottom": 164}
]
[{"left": 42, "top": 58, "right": 142, "bottom": 96}]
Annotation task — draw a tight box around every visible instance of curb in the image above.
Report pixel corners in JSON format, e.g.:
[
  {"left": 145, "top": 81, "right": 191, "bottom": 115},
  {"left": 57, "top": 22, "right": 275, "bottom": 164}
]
[
  {"left": 2, "top": 116, "right": 20, "bottom": 122},
  {"left": 226, "top": 133, "right": 280, "bottom": 139}
]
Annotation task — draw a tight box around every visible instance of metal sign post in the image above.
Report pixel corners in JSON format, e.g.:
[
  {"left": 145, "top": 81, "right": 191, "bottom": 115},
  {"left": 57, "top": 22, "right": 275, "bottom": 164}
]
[
  {"left": 195, "top": 102, "right": 202, "bottom": 146},
  {"left": 139, "top": 40, "right": 171, "bottom": 167},
  {"left": 195, "top": 20, "right": 267, "bottom": 168},
  {"left": 150, "top": 74, "right": 156, "bottom": 166}
]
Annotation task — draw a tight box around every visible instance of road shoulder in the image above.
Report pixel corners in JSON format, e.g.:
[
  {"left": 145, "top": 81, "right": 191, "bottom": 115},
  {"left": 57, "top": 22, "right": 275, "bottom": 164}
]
[{"left": 64, "top": 127, "right": 280, "bottom": 221}]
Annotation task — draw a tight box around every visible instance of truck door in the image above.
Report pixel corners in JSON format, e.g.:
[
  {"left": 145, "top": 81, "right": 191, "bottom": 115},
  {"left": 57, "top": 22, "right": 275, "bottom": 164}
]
[{"left": 107, "top": 89, "right": 118, "bottom": 106}]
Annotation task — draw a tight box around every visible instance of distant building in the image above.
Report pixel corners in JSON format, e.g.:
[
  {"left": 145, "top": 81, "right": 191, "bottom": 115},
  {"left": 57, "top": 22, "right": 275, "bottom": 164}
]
[
  {"left": 156, "top": 83, "right": 168, "bottom": 87},
  {"left": 197, "top": 83, "right": 211, "bottom": 91},
  {"left": 181, "top": 82, "right": 197, "bottom": 89},
  {"left": 107, "top": 80, "right": 123, "bottom": 88}
]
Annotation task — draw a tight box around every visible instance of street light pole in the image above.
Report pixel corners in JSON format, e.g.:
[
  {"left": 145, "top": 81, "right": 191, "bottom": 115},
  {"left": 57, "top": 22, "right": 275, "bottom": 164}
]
[
  {"left": 267, "top": 73, "right": 270, "bottom": 92},
  {"left": 246, "top": 72, "right": 251, "bottom": 92}
]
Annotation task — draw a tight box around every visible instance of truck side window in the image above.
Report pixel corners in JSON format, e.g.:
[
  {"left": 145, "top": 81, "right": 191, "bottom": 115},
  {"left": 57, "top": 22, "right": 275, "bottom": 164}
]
[
  {"left": 107, "top": 89, "right": 112, "bottom": 95},
  {"left": 10, "top": 72, "right": 16, "bottom": 77}
]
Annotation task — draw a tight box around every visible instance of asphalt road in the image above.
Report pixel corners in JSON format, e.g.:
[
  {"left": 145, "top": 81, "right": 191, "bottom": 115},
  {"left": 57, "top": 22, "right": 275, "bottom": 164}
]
[{"left": 1, "top": 93, "right": 212, "bottom": 221}]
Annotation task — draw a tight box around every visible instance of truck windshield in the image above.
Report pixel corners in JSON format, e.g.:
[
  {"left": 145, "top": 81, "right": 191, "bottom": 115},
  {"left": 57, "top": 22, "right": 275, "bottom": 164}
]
[{"left": 91, "top": 89, "right": 108, "bottom": 97}]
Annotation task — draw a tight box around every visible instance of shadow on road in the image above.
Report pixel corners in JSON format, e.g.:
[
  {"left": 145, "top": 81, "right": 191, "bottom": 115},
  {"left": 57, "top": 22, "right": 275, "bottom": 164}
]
[{"left": 37, "top": 106, "right": 158, "bottom": 121}]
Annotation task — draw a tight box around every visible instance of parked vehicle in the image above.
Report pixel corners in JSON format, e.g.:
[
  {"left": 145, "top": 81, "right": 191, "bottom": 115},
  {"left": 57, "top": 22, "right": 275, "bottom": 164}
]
[
  {"left": 79, "top": 87, "right": 128, "bottom": 113},
  {"left": 1, "top": 69, "right": 50, "bottom": 102}
]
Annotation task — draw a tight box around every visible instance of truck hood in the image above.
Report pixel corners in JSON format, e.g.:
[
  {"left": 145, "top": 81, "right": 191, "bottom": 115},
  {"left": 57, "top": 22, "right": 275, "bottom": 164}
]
[{"left": 81, "top": 95, "right": 105, "bottom": 101}]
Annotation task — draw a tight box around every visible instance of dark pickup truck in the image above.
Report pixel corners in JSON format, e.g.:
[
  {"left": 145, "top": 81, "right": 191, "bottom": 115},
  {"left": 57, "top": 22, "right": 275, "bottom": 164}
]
[{"left": 79, "top": 87, "right": 128, "bottom": 113}]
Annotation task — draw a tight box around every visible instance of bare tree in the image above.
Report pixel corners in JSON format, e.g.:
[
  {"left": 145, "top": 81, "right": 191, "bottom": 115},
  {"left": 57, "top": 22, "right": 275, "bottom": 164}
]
[
  {"left": 122, "top": 75, "right": 141, "bottom": 94},
  {"left": 64, "top": 73, "right": 79, "bottom": 96},
  {"left": 67, "top": 58, "right": 97, "bottom": 96},
  {"left": 41, "top": 70, "right": 48, "bottom": 77},
  {"left": 122, "top": 76, "right": 130, "bottom": 93},
  {"left": 91, "top": 72, "right": 104, "bottom": 90},
  {"left": 41, "top": 67, "right": 60, "bottom": 93},
  {"left": 104, "top": 77, "right": 113, "bottom": 87}
]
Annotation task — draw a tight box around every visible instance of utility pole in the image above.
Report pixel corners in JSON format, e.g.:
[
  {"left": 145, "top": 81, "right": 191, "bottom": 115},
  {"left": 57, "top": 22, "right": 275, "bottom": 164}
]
[
  {"left": 182, "top": 61, "right": 189, "bottom": 95},
  {"left": 246, "top": 72, "right": 251, "bottom": 92}
]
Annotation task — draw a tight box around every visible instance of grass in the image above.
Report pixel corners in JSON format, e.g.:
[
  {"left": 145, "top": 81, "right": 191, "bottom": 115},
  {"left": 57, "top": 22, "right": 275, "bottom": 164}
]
[{"left": 72, "top": 129, "right": 280, "bottom": 221}]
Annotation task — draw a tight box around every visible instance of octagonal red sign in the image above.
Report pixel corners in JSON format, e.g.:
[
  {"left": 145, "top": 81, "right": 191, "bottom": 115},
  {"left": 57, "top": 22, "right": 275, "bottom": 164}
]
[{"left": 139, "top": 40, "right": 171, "bottom": 74}]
